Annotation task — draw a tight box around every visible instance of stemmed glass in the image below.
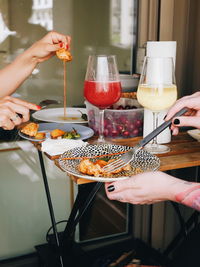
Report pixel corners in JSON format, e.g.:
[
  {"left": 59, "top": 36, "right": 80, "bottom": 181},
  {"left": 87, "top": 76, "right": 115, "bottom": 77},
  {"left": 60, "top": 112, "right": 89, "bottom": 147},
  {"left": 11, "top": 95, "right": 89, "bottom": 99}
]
[
  {"left": 84, "top": 55, "right": 122, "bottom": 143},
  {"left": 137, "top": 56, "right": 177, "bottom": 154}
]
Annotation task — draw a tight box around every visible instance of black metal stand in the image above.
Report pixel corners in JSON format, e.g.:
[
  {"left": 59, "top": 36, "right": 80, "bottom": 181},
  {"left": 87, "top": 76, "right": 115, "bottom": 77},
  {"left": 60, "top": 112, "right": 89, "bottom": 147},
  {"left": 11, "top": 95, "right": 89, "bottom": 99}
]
[
  {"left": 163, "top": 166, "right": 200, "bottom": 257},
  {"left": 37, "top": 150, "right": 103, "bottom": 266},
  {"left": 38, "top": 150, "right": 64, "bottom": 267}
]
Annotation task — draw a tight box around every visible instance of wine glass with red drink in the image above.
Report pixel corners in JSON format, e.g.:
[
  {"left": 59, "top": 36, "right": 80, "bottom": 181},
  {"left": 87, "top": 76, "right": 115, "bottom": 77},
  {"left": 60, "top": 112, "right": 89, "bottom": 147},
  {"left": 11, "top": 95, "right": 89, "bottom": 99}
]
[{"left": 84, "top": 55, "right": 122, "bottom": 143}]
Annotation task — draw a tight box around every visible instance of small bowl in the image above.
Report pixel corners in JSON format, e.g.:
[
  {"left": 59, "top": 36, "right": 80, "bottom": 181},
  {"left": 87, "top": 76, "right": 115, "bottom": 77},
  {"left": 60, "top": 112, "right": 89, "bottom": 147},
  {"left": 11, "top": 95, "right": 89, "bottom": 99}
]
[
  {"left": 119, "top": 74, "right": 139, "bottom": 92},
  {"left": 187, "top": 129, "right": 200, "bottom": 141},
  {"left": 85, "top": 98, "right": 144, "bottom": 139}
]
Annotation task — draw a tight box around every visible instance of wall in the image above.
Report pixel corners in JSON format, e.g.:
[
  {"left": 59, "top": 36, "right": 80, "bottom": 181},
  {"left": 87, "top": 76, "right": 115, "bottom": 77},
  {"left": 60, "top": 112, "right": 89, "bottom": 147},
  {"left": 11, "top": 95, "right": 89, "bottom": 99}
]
[
  {"left": 0, "top": 0, "right": 134, "bottom": 107},
  {"left": 0, "top": 0, "right": 136, "bottom": 259},
  {"left": 0, "top": 141, "right": 71, "bottom": 259}
]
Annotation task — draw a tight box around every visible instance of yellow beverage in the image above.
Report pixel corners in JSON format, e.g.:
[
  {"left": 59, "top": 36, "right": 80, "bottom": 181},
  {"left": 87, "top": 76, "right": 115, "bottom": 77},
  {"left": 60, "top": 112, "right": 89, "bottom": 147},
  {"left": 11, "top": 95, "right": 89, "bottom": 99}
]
[{"left": 137, "top": 84, "right": 177, "bottom": 111}]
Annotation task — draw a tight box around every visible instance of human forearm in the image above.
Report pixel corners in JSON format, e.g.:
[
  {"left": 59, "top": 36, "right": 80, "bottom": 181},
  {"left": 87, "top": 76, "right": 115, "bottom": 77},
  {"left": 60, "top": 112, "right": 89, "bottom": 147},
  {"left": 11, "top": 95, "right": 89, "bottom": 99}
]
[
  {"left": 105, "top": 171, "right": 200, "bottom": 211},
  {"left": 0, "top": 31, "right": 71, "bottom": 97},
  {"left": 0, "top": 50, "right": 38, "bottom": 97}
]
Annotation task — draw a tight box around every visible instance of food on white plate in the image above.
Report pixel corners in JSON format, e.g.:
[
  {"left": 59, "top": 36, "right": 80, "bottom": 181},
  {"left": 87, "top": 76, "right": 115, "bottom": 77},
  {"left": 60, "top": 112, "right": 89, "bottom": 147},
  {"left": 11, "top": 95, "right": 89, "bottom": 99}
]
[
  {"left": 63, "top": 128, "right": 81, "bottom": 139},
  {"left": 78, "top": 158, "right": 132, "bottom": 177},
  {"left": 21, "top": 122, "right": 81, "bottom": 140},
  {"left": 35, "top": 132, "right": 46, "bottom": 140},
  {"left": 21, "top": 122, "right": 39, "bottom": 137},
  {"left": 50, "top": 129, "right": 66, "bottom": 139}
]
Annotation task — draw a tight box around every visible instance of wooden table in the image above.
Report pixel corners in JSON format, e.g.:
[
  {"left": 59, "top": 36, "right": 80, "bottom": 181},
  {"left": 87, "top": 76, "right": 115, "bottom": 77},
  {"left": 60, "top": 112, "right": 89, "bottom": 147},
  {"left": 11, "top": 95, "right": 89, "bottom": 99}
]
[
  {"left": 35, "top": 131, "right": 200, "bottom": 266},
  {"left": 39, "top": 131, "right": 200, "bottom": 184}
]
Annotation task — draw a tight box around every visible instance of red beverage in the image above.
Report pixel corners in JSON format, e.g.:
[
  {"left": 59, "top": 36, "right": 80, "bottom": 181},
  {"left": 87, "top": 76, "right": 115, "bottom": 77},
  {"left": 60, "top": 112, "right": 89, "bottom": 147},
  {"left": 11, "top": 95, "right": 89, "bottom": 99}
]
[{"left": 84, "top": 80, "right": 121, "bottom": 109}]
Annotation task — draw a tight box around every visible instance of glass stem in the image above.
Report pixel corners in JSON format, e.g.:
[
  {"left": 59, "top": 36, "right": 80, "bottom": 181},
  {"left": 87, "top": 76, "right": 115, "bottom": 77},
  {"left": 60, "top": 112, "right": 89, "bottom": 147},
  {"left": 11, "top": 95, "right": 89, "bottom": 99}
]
[
  {"left": 152, "top": 112, "right": 159, "bottom": 146},
  {"left": 98, "top": 109, "right": 105, "bottom": 142}
]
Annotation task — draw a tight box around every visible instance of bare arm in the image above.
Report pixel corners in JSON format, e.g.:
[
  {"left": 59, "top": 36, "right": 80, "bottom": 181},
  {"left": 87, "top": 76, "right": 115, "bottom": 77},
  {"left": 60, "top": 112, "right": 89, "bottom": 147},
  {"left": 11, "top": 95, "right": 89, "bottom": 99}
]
[
  {"left": 105, "top": 171, "right": 200, "bottom": 211},
  {"left": 175, "top": 183, "right": 200, "bottom": 211},
  {"left": 0, "top": 31, "right": 71, "bottom": 97}
]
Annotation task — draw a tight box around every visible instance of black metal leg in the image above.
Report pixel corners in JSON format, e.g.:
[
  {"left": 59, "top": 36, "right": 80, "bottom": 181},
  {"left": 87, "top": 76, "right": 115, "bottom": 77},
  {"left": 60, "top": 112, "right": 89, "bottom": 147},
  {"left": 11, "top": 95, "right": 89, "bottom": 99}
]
[
  {"left": 37, "top": 149, "right": 103, "bottom": 266},
  {"left": 61, "top": 182, "right": 103, "bottom": 251},
  {"left": 147, "top": 205, "right": 153, "bottom": 245},
  {"left": 163, "top": 210, "right": 199, "bottom": 257},
  {"left": 37, "top": 150, "right": 64, "bottom": 267},
  {"left": 163, "top": 166, "right": 200, "bottom": 257}
]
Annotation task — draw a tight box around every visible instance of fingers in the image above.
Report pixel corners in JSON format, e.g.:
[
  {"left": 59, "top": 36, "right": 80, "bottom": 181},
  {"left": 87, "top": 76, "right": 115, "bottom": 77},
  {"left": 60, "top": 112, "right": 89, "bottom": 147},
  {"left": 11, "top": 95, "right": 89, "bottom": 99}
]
[
  {"left": 166, "top": 93, "right": 200, "bottom": 121},
  {"left": 31, "top": 31, "right": 72, "bottom": 64},
  {"left": 105, "top": 186, "right": 154, "bottom": 205},
  {"left": 45, "top": 31, "right": 71, "bottom": 50},
  {"left": 4, "top": 102, "right": 30, "bottom": 122},
  {"left": 171, "top": 116, "right": 200, "bottom": 134},
  {"left": 105, "top": 177, "right": 139, "bottom": 194},
  {"left": 10, "top": 97, "right": 41, "bottom": 111},
  {"left": 2, "top": 97, "right": 40, "bottom": 122},
  {"left": 0, "top": 96, "right": 40, "bottom": 129},
  {"left": 105, "top": 171, "right": 175, "bottom": 205},
  {"left": 0, "top": 107, "right": 21, "bottom": 130}
]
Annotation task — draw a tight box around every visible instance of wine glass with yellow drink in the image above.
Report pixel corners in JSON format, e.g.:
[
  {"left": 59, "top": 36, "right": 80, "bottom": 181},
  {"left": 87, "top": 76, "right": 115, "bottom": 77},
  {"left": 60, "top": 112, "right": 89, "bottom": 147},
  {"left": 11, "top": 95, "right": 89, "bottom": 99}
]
[{"left": 137, "top": 57, "right": 177, "bottom": 154}]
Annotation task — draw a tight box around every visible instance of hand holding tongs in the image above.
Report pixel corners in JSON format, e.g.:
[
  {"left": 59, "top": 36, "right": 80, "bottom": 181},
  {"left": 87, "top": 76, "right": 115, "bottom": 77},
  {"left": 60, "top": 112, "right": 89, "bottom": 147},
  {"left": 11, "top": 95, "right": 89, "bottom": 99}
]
[{"left": 103, "top": 107, "right": 188, "bottom": 173}]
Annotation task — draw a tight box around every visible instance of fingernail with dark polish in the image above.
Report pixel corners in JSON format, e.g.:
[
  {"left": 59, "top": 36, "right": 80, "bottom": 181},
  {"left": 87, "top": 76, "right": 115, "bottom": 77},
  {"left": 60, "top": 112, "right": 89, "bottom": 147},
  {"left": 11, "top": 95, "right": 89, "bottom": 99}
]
[
  {"left": 107, "top": 185, "right": 115, "bottom": 192},
  {"left": 59, "top": 42, "right": 63, "bottom": 48},
  {"left": 173, "top": 118, "right": 180, "bottom": 125},
  {"left": 163, "top": 115, "right": 166, "bottom": 120}
]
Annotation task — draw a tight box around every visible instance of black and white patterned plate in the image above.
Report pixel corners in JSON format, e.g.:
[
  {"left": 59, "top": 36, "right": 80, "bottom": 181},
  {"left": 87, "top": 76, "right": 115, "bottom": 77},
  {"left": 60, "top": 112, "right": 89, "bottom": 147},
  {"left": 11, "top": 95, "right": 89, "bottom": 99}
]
[{"left": 58, "top": 144, "right": 160, "bottom": 182}]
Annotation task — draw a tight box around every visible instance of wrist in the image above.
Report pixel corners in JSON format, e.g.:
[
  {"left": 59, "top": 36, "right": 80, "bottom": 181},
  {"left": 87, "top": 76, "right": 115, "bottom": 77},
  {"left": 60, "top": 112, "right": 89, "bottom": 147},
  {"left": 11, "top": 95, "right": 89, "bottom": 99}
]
[
  {"left": 16, "top": 46, "right": 39, "bottom": 69},
  {"left": 170, "top": 180, "right": 198, "bottom": 202}
]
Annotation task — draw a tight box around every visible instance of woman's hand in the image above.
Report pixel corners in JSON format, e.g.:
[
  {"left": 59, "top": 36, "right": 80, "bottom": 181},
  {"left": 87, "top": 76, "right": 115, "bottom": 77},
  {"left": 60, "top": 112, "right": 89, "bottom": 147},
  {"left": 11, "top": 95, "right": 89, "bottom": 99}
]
[
  {"left": 0, "top": 96, "right": 40, "bottom": 130},
  {"left": 165, "top": 91, "right": 200, "bottom": 135},
  {"left": 0, "top": 31, "right": 71, "bottom": 98},
  {"left": 25, "top": 31, "right": 71, "bottom": 64},
  {"left": 105, "top": 171, "right": 190, "bottom": 205}
]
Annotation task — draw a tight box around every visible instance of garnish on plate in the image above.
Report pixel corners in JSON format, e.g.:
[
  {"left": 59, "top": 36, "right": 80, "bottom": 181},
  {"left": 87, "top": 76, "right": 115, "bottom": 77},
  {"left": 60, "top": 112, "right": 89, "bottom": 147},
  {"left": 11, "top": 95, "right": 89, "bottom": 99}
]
[
  {"left": 63, "top": 127, "right": 81, "bottom": 139},
  {"left": 78, "top": 110, "right": 88, "bottom": 121}
]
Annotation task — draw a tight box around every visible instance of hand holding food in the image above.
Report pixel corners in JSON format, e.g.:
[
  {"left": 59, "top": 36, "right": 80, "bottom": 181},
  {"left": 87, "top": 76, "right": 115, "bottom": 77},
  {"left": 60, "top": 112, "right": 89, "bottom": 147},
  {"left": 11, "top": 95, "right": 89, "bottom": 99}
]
[
  {"left": 26, "top": 31, "right": 71, "bottom": 63},
  {"left": 0, "top": 31, "right": 71, "bottom": 98}
]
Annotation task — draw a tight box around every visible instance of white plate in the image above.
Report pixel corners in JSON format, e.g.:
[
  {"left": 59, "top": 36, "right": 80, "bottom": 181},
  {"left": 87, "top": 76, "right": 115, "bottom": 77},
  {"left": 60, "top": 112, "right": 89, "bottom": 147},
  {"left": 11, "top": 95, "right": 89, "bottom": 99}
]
[
  {"left": 32, "top": 107, "right": 88, "bottom": 123},
  {"left": 18, "top": 123, "right": 94, "bottom": 142},
  {"left": 58, "top": 144, "right": 160, "bottom": 182},
  {"left": 187, "top": 129, "right": 200, "bottom": 141}
]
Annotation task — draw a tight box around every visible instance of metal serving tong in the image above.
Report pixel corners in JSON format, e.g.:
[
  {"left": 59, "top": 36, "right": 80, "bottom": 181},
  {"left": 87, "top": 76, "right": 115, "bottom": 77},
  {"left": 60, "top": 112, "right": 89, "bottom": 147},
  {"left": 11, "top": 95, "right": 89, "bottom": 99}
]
[
  {"left": 38, "top": 99, "right": 61, "bottom": 109},
  {"left": 103, "top": 107, "right": 188, "bottom": 173}
]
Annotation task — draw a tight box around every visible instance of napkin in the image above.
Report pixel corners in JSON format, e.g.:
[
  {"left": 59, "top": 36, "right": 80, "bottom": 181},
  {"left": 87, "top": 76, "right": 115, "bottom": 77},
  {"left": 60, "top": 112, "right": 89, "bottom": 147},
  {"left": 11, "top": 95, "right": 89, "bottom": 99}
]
[{"left": 41, "top": 138, "right": 88, "bottom": 156}]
